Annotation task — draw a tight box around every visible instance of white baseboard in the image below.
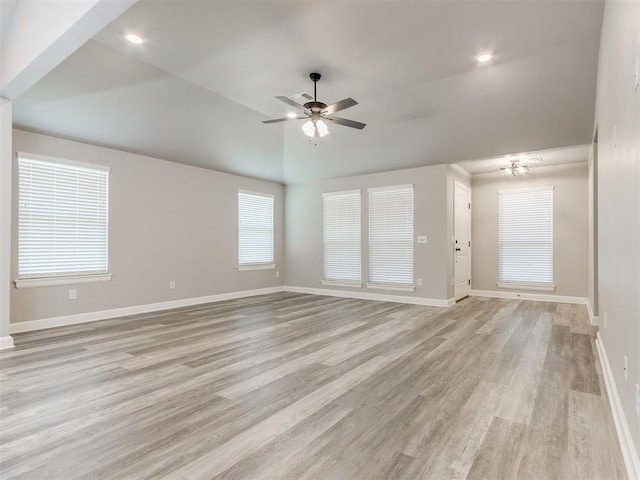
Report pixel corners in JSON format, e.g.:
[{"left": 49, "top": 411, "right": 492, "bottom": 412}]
[
  {"left": 283, "top": 285, "right": 451, "bottom": 308},
  {"left": 10, "top": 286, "right": 284, "bottom": 334},
  {"left": 0, "top": 335, "right": 14, "bottom": 350},
  {"left": 470, "top": 289, "right": 588, "bottom": 305},
  {"left": 586, "top": 301, "right": 599, "bottom": 326},
  {"left": 596, "top": 333, "right": 640, "bottom": 480}
]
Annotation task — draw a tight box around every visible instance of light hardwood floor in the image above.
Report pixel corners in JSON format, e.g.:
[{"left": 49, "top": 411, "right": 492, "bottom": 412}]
[{"left": 0, "top": 293, "right": 627, "bottom": 479}]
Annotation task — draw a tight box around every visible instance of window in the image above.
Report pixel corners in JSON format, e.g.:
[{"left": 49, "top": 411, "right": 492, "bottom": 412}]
[
  {"left": 238, "top": 191, "right": 274, "bottom": 269},
  {"left": 498, "top": 186, "right": 554, "bottom": 289},
  {"left": 323, "top": 190, "right": 361, "bottom": 286},
  {"left": 368, "top": 185, "right": 414, "bottom": 290},
  {"left": 17, "top": 153, "right": 110, "bottom": 287}
]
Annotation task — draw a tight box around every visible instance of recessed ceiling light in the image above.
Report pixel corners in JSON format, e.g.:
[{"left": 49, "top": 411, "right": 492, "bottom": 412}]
[
  {"left": 125, "top": 33, "right": 144, "bottom": 45},
  {"left": 477, "top": 53, "right": 492, "bottom": 63}
]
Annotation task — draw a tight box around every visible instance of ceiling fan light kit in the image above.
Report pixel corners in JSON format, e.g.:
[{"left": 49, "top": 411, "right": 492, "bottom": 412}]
[{"left": 263, "top": 72, "right": 366, "bottom": 142}]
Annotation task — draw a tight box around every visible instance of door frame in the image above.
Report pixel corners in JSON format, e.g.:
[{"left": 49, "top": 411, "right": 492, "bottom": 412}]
[{"left": 453, "top": 180, "right": 472, "bottom": 301}]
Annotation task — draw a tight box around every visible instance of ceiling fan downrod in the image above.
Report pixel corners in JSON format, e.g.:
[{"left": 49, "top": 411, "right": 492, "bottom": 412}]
[{"left": 310, "top": 72, "right": 321, "bottom": 101}]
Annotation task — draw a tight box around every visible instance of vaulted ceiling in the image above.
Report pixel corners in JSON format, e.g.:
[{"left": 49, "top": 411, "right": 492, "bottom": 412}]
[{"left": 13, "top": 0, "right": 603, "bottom": 184}]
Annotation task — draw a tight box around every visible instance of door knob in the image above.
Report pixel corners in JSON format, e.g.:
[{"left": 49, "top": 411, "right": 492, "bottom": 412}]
[{"left": 455, "top": 248, "right": 461, "bottom": 251}]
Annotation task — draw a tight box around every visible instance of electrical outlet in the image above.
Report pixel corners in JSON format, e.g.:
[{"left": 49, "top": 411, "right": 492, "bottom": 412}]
[
  {"left": 417, "top": 278, "right": 423, "bottom": 286},
  {"left": 634, "top": 57, "right": 639, "bottom": 91},
  {"left": 275, "top": 271, "right": 280, "bottom": 278},
  {"left": 417, "top": 235, "right": 428, "bottom": 244},
  {"left": 623, "top": 356, "right": 628, "bottom": 381},
  {"left": 169, "top": 281, "right": 175, "bottom": 289},
  {"left": 635, "top": 384, "right": 639, "bottom": 416},
  {"left": 68, "top": 289, "right": 77, "bottom": 300}
]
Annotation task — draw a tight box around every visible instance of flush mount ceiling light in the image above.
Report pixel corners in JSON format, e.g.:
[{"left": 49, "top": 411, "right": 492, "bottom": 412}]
[
  {"left": 501, "top": 160, "right": 529, "bottom": 176},
  {"left": 125, "top": 33, "right": 144, "bottom": 44},
  {"left": 500, "top": 156, "right": 542, "bottom": 176},
  {"left": 477, "top": 53, "right": 493, "bottom": 63},
  {"left": 262, "top": 72, "right": 366, "bottom": 143}
]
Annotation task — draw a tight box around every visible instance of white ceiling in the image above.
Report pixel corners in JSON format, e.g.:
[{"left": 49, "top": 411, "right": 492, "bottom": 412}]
[
  {"left": 455, "top": 144, "right": 591, "bottom": 174},
  {"left": 12, "top": 0, "right": 603, "bottom": 184}
]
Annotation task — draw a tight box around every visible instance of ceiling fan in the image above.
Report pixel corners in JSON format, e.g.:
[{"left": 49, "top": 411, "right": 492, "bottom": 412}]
[{"left": 262, "top": 72, "right": 366, "bottom": 139}]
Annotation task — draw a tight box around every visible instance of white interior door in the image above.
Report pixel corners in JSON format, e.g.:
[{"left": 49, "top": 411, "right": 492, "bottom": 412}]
[{"left": 454, "top": 181, "right": 471, "bottom": 301}]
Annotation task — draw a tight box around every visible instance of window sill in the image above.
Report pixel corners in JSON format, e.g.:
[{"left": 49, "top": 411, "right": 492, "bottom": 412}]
[
  {"left": 15, "top": 273, "right": 112, "bottom": 289},
  {"left": 366, "top": 283, "right": 416, "bottom": 293},
  {"left": 321, "top": 280, "right": 362, "bottom": 288},
  {"left": 497, "top": 282, "right": 555, "bottom": 292},
  {"left": 238, "top": 264, "right": 275, "bottom": 271}
]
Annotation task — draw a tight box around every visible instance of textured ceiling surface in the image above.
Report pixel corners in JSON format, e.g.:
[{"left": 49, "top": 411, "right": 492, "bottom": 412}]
[{"left": 13, "top": 0, "right": 602, "bottom": 184}]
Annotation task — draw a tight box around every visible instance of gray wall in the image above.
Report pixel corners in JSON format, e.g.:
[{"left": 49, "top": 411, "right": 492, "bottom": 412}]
[
  {"left": 284, "top": 164, "right": 451, "bottom": 301},
  {"left": 11, "top": 129, "right": 284, "bottom": 324},
  {"left": 594, "top": 0, "right": 640, "bottom": 456},
  {"left": 471, "top": 162, "right": 588, "bottom": 297}
]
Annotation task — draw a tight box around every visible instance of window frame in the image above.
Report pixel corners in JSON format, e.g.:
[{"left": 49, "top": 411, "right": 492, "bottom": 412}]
[
  {"left": 367, "top": 184, "right": 415, "bottom": 292},
  {"left": 15, "top": 152, "right": 111, "bottom": 289},
  {"left": 322, "top": 189, "right": 362, "bottom": 288},
  {"left": 237, "top": 190, "right": 275, "bottom": 271},
  {"left": 497, "top": 185, "right": 555, "bottom": 291}
]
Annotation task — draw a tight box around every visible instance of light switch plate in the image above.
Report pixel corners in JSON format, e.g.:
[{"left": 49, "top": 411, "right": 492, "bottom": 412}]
[{"left": 634, "top": 57, "right": 639, "bottom": 91}]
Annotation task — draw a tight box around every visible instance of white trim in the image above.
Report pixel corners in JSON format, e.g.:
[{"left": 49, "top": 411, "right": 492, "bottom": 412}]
[
  {"left": 321, "top": 280, "right": 362, "bottom": 288},
  {"left": 498, "top": 185, "right": 555, "bottom": 194},
  {"left": 497, "top": 282, "right": 556, "bottom": 292},
  {"left": 322, "top": 189, "right": 361, "bottom": 197},
  {"left": 449, "top": 164, "right": 471, "bottom": 179},
  {"left": 17, "top": 151, "right": 111, "bottom": 172},
  {"left": 596, "top": 333, "right": 640, "bottom": 480},
  {"left": 0, "top": 336, "right": 14, "bottom": 350},
  {"left": 454, "top": 181, "right": 471, "bottom": 194},
  {"left": 367, "top": 184, "right": 413, "bottom": 193},
  {"left": 447, "top": 297, "right": 456, "bottom": 307},
  {"left": 237, "top": 264, "right": 275, "bottom": 271},
  {"left": 15, "top": 273, "right": 112, "bottom": 288},
  {"left": 283, "top": 285, "right": 449, "bottom": 308},
  {"left": 9, "top": 286, "right": 455, "bottom": 334},
  {"left": 238, "top": 189, "right": 275, "bottom": 199},
  {"left": 586, "top": 301, "right": 599, "bottom": 326},
  {"left": 471, "top": 289, "right": 588, "bottom": 305},
  {"left": 366, "top": 283, "right": 415, "bottom": 293},
  {"left": 9, "top": 286, "right": 284, "bottom": 334}
]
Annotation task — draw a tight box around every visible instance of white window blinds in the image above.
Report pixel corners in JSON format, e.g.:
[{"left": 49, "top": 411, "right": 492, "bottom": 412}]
[
  {"left": 498, "top": 186, "right": 554, "bottom": 287},
  {"left": 323, "top": 190, "right": 361, "bottom": 284},
  {"left": 18, "top": 154, "right": 109, "bottom": 279},
  {"left": 238, "top": 191, "right": 274, "bottom": 267},
  {"left": 368, "top": 185, "right": 414, "bottom": 288}
]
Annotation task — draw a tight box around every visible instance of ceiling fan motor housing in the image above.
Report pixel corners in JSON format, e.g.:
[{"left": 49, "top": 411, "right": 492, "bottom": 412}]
[{"left": 304, "top": 101, "right": 327, "bottom": 114}]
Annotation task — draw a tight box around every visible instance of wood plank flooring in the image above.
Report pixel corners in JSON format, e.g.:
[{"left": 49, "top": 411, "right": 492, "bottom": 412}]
[{"left": 0, "top": 293, "right": 627, "bottom": 479}]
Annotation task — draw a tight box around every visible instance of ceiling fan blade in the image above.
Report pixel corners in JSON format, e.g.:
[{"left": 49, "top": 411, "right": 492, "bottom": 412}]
[
  {"left": 301, "top": 93, "right": 314, "bottom": 100},
  {"left": 323, "top": 98, "right": 358, "bottom": 115},
  {"left": 262, "top": 116, "right": 307, "bottom": 124},
  {"left": 275, "top": 96, "right": 309, "bottom": 112},
  {"left": 323, "top": 116, "right": 366, "bottom": 130}
]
